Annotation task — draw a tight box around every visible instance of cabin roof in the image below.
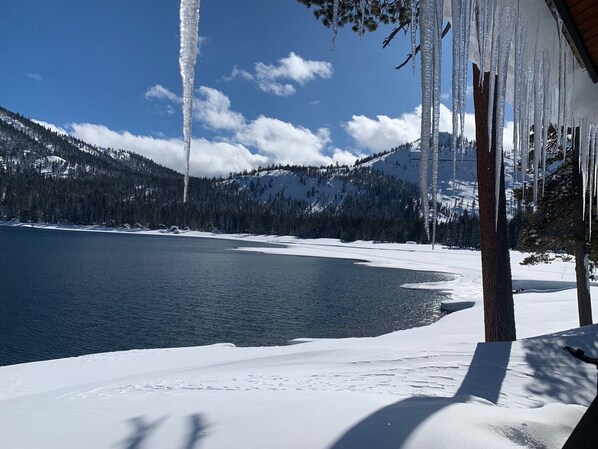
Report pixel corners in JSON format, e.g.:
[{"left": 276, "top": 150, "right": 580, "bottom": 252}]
[{"left": 550, "top": 0, "right": 598, "bottom": 83}]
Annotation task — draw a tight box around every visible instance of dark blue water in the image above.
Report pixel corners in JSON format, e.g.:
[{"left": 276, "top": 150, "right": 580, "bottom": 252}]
[{"left": 0, "top": 227, "right": 451, "bottom": 366}]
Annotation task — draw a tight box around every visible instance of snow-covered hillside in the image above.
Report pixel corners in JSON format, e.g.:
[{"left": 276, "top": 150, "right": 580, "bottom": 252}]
[
  {"left": 231, "top": 132, "right": 518, "bottom": 218},
  {"left": 0, "top": 106, "right": 178, "bottom": 179},
  {"left": 230, "top": 167, "right": 359, "bottom": 212}
]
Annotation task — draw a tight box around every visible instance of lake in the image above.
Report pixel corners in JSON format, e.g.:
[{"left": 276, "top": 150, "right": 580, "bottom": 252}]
[{"left": 0, "top": 226, "right": 452, "bottom": 366}]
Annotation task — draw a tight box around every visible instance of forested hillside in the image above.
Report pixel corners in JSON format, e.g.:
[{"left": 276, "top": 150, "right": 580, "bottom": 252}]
[{"left": 0, "top": 106, "right": 481, "bottom": 245}]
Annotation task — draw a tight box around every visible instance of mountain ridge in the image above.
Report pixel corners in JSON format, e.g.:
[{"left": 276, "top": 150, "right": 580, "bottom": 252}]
[{"left": 0, "top": 104, "right": 482, "bottom": 246}]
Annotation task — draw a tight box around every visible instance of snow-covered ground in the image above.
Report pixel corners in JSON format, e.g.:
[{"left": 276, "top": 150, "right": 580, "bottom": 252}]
[{"left": 1, "top": 222, "right": 597, "bottom": 448}]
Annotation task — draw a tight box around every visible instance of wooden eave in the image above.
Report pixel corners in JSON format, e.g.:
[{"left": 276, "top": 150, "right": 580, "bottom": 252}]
[{"left": 549, "top": 0, "right": 598, "bottom": 83}]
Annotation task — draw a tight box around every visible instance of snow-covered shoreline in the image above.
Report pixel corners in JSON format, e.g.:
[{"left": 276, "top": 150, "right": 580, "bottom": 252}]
[{"left": 1, "top": 220, "right": 597, "bottom": 448}]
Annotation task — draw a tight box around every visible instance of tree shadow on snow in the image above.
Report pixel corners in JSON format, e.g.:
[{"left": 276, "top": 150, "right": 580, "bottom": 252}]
[
  {"left": 522, "top": 325, "right": 598, "bottom": 405},
  {"left": 182, "top": 414, "right": 208, "bottom": 449},
  {"left": 121, "top": 416, "right": 168, "bottom": 449},
  {"left": 329, "top": 342, "right": 512, "bottom": 449},
  {"left": 119, "top": 414, "right": 208, "bottom": 449}
]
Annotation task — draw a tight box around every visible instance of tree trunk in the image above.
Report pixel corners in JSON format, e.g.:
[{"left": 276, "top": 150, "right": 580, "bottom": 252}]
[
  {"left": 472, "top": 64, "right": 517, "bottom": 342},
  {"left": 572, "top": 128, "right": 593, "bottom": 326}
]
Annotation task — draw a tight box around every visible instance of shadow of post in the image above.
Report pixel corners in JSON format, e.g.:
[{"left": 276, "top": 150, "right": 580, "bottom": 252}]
[
  {"left": 121, "top": 416, "right": 168, "bottom": 449},
  {"left": 455, "top": 341, "right": 512, "bottom": 402},
  {"left": 182, "top": 414, "right": 207, "bottom": 449},
  {"left": 329, "top": 342, "right": 512, "bottom": 449}
]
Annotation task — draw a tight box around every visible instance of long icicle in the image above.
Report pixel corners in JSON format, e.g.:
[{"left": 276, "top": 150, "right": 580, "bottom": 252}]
[
  {"left": 359, "top": 0, "right": 366, "bottom": 35},
  {"left": 452, "top": 0, "right": 472, "bottom": 209},
  {"left": 419, "top": 0, "right": 434, "bottom": 241},
  {"left": 532, "top": 55, "right": 543, "bottom": 206},
  {"left": 588, "top": 124, "right": 596, "bottom": 236},
  {"left": 541, "top": 54, "right": 550, "bottom": 197},
  {"left": 331, "top": 0, "right": 340, "bottom": 49},
  {"left": 451, "top": 0, "right": 463, "bottom": 195},
  {"left": 179, "top": 0, "right": 201, "bottom": 203},
  {"left": 486, "top": 1, "right": 498, "bottom": 150},
  {"left": 459, "top": 0, "right": 472, "bottom": 145},
  {"left": 411, "top": 0, "right": 418, "bottom": 73},
  {"left": 431, "top": 0, "right": 444, "bottom": 247},
  {"left": 493, "top": 3, "right": 515, "bottom": 227}
]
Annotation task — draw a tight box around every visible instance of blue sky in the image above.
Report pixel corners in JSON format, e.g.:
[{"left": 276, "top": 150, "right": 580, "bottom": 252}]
[{"left": 0, "top": 0, "right": 478, "bottom": 177}]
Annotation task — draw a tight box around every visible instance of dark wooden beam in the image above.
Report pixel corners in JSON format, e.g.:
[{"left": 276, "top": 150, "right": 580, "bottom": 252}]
[{"left": 547, "top": 0, "right": 598, "bottom": 83}]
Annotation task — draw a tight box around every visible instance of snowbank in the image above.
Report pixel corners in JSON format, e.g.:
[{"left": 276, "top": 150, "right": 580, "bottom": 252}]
[{"left": 1, "top": 222, "right": 597, "bottom": 448}]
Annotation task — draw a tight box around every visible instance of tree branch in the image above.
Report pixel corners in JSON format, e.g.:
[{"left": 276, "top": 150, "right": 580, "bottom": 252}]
[
  {"left": 394, "top": 22, "right": 451, "bottom": 70},
  {"left": 382, "top": 23, "right": 408, "bottom": 49}
]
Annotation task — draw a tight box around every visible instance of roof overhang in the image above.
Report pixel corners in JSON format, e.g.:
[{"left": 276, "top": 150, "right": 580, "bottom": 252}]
[{"left": 547, "top": 0, "right": 598, "bottom": 83}]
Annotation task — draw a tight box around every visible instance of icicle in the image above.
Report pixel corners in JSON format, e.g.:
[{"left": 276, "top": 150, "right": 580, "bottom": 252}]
[
  {"left": 431, "top": 0, "right": 444, "bottom": 247},
  {"left": 595, "top": 132, "right": 598, "bottom": 202},
  {"left": 512, "top": 9, "right": 521, "bottom": 189},
  {"left": 486, "top": 1, "right": 498, "bottom": 148},
  {"left": 556, "top": 16, "right": 566, "bottom": 155},
  {"left": 593, "top": 126, "right": 598, "bottom": 198},
  {"left": 474, "top": 0, "right": 489, "bottom": 79},
  {"left": 588, "top": 124, "right": 596, "bottom": 234},
  {"left": 532, "top": 56, "right": 543, "bottom": 206},
  {"left": 451, "top": 0, "right": 462, "bottom": 200},
  {"left": 459, "top": 0, "right": 472, "bottom": 143},
  {"left": 451, "top": 0, "right": 472, "bottom": 202},
  {"left": 513, "top": 7, "right": 528, "bottom": 192},
  {"left": 359, "top": 0, "right": 366, "bottom": 36},
  {"left": 521, "top": 67, "right": 533, "bottom": 194},
  {"left": 493, "top": 3, "right": 515, "bottom": 226},
  {"left": 419, "top": 0, "right": 434, "bottom": 241},
  {"left": 179, "top": 0, "right": 201, "bottom": 203},
  {"left": 541, "top": 57, "right": 550, "bottom": 197},
  {"left": 331, "top": 0, "right": 340, "bottom": 49},
  {"left": 411, "top": 0, "right": 418, "bottom": 73},
  {"left": 581, "top": 118, "right": 590, "bottom": 216}
]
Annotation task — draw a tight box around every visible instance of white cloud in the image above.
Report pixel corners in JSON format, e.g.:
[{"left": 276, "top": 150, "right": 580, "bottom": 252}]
[
  {"left": 331, "top": 148, "right": 364, "bottom": 166},
  {"left": 141, "top": 85, "right": 343, "bottom": 168},
  {"left": 25, "top": 73, "right": 43, "bottom": 81},
  {"left": 346, "top": 109, "right": 423, "bottom": 152},
  {"left": 346, "top": 104, "right": 515, "bottom": 155},
  {"left": 228, "top": 52, "right": 333, "bottom": 96},
  {"left": 41, "top": 84, "right": 516, "bottom": 179},
  {"left": 67, "top": 123, "right": 267, "bottom": 177},
  {"left": 144, "top": 84, "right": 244, "bottom": 131},
  {"left": 346, "top": 104, "right": 479, "bottom": 152},
  {"left": 52, "top": 86, "right": 357, "bottom": 176},
  {"left": 236, "top": 116, "right": 333, "bottom": 167},
  {"left": 65, "top": 119, "right": 341, "bottom": 176},
  {"left": 145, "top": 84, "right": 181, "bottom": 103},
  {"left": 194, "top": 86, "right": 245, "bottom": 131},
  {"left": 33, "top": 119, "right": 68, "bottom": 135},
  {"left": 197, "top": 36, "right": 208, "bottom": 56}
]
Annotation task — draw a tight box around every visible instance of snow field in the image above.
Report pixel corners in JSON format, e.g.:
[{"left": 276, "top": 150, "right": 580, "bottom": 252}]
[{"left": 0, "top": 225, "right": 597, "bottom": 448}]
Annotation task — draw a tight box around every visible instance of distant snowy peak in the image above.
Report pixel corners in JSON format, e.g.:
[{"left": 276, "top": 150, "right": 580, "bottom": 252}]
[
  {"left": 230, "top": 132, "right": 510, "bottom": 217},
  {"left": 359, "top": 132, "right": 482, "bottom": 214},
  {"left": 0, "top": 106, "right": 177, "bottom": 179},
  {"left": 230, "top": 167, "right": 359, "bottom": 212}
]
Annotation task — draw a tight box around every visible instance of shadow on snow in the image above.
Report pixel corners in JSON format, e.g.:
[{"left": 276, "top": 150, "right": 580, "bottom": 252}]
[
  {"left": 120, "top": 414, "right": 207, "bottom": 449},
  {"left": 330, "top": 324, "right": 598, "bottom": 449}
]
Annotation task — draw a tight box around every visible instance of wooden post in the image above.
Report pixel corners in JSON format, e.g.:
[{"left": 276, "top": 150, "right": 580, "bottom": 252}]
[{"left": 472, "top": 64, "right": 517, "bottom": 342}]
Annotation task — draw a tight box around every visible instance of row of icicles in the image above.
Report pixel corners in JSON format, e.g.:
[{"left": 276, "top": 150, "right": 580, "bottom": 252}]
[
  {"left": 330, "top": 0, "right": 598, "bottom": 245},
  {"left": 178, "top": 0, "right": 598, "bottom": 244}
]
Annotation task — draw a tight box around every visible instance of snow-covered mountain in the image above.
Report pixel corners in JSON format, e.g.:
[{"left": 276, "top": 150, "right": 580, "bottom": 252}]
[
  {"left": 230, "top": 132, "right": 517, "bottom": 218},
  {"left": 0, "top": 106, "right": 178, "bottom": 179}
]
